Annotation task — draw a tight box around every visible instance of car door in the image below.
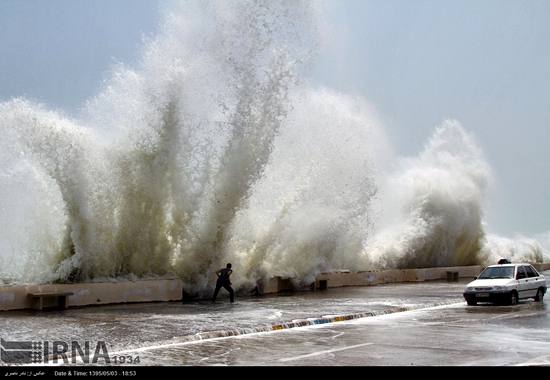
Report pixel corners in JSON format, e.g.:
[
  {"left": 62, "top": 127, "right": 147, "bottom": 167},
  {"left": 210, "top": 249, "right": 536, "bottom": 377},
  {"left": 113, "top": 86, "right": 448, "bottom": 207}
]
[
  {"left": 525, "top": 265, "right": 543, "bottom": 297},
  {"left": 516, "top": 266, "right": 530, "bottom": 299}
]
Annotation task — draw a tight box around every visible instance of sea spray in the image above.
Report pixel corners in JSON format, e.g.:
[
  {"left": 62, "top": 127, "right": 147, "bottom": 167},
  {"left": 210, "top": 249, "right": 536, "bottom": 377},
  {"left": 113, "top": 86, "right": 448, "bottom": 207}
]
[
  {"left": 482, "top": 234, "right": 546, "bottom": 264},
  {"left": 0, "top": 100, "right": 96, "bottom": 282},
  {"left": 225, "top": 88, "right": 391, "bottom": 289},
  {"left": 364, "top": 121, "right": 492, "bottom": 269},
  {"left": 0, "top": 1, "right": 547, "bottom": 292},
  {"left": 0, "top": 0, "right": 321, "bottom": 290},
  {"left": 0, "top": 106, "right": 68, "bottom": 284}
]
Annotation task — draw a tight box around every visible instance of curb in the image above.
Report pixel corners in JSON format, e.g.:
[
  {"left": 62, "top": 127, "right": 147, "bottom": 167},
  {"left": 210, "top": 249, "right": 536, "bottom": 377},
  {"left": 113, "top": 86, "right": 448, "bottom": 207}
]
[{"left": 201, "top": 299, "right": 463, "bottom": 338}]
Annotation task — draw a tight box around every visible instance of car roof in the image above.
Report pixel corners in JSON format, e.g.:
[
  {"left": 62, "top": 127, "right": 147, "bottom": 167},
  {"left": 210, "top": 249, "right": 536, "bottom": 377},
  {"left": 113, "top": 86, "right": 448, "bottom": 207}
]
[{"left": 487, "top": 263, "right": 534, "bottom": 268}]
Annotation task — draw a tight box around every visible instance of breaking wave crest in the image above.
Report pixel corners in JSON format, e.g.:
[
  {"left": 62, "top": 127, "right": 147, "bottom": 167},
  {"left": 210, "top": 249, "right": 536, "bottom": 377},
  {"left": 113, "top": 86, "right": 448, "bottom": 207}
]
[{"left": 364, "top": 121, "right": 491, "bottom": 269}]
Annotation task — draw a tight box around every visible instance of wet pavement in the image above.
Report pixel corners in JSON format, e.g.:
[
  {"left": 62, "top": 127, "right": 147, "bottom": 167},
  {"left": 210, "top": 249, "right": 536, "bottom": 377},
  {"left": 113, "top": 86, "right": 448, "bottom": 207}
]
[
  {"left": 131, "top": 301, "right": 549, "bottom": 366},
  {"left": 125, "top": 271, "right": 550, "bottom": 366},
  {"left": 1, "top": 271, "right": 548, "bottom": 366}
]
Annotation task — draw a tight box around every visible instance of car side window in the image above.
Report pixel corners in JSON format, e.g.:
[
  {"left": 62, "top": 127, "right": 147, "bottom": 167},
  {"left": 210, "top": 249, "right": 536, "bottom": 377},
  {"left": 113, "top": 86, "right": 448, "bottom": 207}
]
[
  {"left": 516, "top": 266, "right": 527, "bottom": 280},
  {"left": 525, "top": 266, "right": 538, "bottom": 278}
]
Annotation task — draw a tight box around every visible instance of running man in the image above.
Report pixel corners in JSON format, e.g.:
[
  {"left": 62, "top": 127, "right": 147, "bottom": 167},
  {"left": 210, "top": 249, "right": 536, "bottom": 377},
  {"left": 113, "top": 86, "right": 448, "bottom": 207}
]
[{"left": 212, "top": 263, "right": 235, "bottom": 303}]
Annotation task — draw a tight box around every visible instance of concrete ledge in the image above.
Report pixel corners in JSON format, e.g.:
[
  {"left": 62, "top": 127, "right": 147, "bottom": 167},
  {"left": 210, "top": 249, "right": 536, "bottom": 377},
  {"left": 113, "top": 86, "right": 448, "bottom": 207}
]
[
  {"left": 253, "top": 263, "right": 549, "bottom": 295},
  {"left": 0, "top": 278, "right": 183, "bottom": 311},
  {"left": 533, "top": 263, "right": 550, "bottom": 272},
  {"left": 257, "top": 265, "right": 483, "bottom": 295},
  {"left": 312, "top": 265, "right": 483, "bottom": 291}
]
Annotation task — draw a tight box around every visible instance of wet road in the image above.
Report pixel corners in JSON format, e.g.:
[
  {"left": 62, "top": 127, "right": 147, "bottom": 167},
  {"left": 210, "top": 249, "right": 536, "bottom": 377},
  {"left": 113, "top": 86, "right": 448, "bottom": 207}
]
[
  {"left": 128, "top": 301, "right": 549, "bottom": 366},
  {"left": 124, "top": 271, "right": 550, "bottom": 366},
  {"left": 1, "top": 271, "right": 548, "bottom": 366}
]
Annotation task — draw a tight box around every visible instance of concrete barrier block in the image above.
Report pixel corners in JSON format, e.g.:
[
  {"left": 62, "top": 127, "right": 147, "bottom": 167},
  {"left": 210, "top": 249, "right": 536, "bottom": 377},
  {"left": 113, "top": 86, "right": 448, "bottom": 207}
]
[
  {"left": 262, "top": 277, "right": 292, "bottom": 294},
  {"left": 276, "top": 277, "right": 295, "bottom": 292},
  {"left": 316, "top": 279, "right": 328, "bottom": 290}
]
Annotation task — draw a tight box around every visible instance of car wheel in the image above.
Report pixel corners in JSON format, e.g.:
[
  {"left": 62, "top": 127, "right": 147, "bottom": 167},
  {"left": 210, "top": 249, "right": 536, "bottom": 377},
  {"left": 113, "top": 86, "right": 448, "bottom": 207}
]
[
  {"left": 509, "top": 291, "right": 518, "bottom": 305},
  {"left": 534, "top": 288, "right": 544, "bottom": 302},
  {"left": 467, "top": 299, "right": 477, "bottom": 306}
]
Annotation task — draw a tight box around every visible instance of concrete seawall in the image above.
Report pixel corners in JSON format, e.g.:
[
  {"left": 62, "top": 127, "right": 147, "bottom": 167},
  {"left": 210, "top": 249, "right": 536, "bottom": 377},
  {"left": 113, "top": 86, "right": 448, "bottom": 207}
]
[
  {"left": 0, "top": 278, "right": 183, "bottom": 311},
  {"left": 2, "top": 263, "right": 549, "bottom": 311},
  {"left": 263, "top": 265, "right": 484, "bottom": 293}
]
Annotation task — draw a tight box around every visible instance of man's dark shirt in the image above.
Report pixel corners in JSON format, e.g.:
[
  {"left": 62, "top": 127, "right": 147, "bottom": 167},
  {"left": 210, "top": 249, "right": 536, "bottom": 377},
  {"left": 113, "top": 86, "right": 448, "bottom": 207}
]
[{"left": 218, "top": 268, "right": 232, "bottom": 284}]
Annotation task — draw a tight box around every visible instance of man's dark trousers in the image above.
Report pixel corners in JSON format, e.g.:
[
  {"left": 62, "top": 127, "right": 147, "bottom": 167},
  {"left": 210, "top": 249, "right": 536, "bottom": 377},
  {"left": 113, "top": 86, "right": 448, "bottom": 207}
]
[{"left": 212, "top": 280, "right": 234, "bottom": 302}]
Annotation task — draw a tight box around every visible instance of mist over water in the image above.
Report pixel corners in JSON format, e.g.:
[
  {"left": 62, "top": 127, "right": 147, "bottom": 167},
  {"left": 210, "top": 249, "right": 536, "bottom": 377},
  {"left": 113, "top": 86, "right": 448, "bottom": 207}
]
[{"left": 0, "top": 1, "right": 547, "bottom": 290}]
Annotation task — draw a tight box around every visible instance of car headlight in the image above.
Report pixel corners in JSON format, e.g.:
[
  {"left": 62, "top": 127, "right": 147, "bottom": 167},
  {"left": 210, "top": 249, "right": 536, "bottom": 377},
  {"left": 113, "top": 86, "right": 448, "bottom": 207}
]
[{"left": 492, "top": 286, "right": 506, "bottom": 291}]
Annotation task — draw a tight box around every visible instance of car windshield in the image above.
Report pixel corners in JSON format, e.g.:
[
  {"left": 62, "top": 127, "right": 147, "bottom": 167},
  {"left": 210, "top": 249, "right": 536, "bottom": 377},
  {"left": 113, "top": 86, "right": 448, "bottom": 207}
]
[{"left": 478, "top": 266, "right": 515, "bottom": 279}]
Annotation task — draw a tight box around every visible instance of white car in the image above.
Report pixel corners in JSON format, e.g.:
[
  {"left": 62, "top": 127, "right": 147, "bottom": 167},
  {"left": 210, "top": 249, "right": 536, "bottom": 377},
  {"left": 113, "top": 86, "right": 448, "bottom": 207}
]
[{"left": 463, "top": 263, "right": 547, "bottom": 306}]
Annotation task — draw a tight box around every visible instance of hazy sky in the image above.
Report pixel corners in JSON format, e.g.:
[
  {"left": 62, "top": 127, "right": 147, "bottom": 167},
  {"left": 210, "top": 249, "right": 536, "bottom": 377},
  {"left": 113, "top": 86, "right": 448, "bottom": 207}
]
[{"left": 1, "top": 0, "right": 548, "bottom": 236}]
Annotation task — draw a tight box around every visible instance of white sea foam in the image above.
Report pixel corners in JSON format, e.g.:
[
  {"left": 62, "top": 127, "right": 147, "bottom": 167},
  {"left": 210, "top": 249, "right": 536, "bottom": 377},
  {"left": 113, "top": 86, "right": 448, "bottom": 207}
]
[{"left": 363, "top": 121, "right": 493, "bottom": 269}]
